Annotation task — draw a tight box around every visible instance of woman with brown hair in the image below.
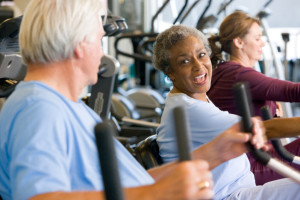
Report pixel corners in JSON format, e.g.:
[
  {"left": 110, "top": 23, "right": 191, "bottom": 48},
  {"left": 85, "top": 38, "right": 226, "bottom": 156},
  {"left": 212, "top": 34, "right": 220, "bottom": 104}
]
[
  {"left": 207, "top": 10, "right": 300, "bottom": 185},
  {"left": 207, "top": 11, "right": 300, "bottom": 118}
]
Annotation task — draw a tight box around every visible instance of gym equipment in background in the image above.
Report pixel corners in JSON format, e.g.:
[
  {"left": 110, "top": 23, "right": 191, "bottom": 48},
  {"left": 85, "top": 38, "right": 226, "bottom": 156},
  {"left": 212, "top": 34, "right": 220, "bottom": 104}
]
[
  {"left": 103, "top": 14, "right": 128, "bottom": 37},
  {"left": 257, "top": 0, "right": 293, "bottom": 118},
  {"left": 179, "top": 0, "right": 202, "bottom": 24},
  {"left": 0, "top": 53, "right": 25, "bottom": 97},
  {"left": 113, "top": 1, "right": 172, "bottom": 122},
  {"left": 0, "top": 1, "right": 14, "bottom": 24},
  {"left": 89, "top": 53, "right": 158, "bottom": 148},
  {"left": 89, "top": 54, "right": 120, "bottom": 120},
  {"left": 233, "top": 82, "right": 300, "bottom": 184},
  {"left": 197, "top": 0, "right": 234, "bottom": 32},
  {"left": 134, "top": 134, "right": 163, "bottom": 170},
  {"left": 0, "top": 16, "right": 27, "bottom": 99}
]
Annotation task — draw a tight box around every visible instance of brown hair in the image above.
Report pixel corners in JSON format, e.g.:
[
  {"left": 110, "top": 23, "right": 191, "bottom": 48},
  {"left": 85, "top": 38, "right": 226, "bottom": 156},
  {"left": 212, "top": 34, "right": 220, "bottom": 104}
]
[{"left": 208, "top": 11, "right": 260, "bottom": 68}]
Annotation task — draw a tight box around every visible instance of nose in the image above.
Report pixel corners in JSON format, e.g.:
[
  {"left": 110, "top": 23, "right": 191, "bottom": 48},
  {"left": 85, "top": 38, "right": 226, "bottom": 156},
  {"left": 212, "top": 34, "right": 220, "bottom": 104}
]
[{"left": 192, "top": 57, "right": 203, "bottom": 71}]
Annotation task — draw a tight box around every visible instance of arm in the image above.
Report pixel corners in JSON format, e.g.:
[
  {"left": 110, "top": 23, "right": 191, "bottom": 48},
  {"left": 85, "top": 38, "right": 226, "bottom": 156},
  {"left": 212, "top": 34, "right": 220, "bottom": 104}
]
[
  {"left": 237, "top": 67, "right": 300, "bottom": 102},
  {"left": 264, "top": 117, "right": 300, "bottom": 139},
  {"left": 192, "top": 117, "right": 268, "bottom": 170},
  {"left": 31, "top": 161, "right": 214, "bottom": 200}
]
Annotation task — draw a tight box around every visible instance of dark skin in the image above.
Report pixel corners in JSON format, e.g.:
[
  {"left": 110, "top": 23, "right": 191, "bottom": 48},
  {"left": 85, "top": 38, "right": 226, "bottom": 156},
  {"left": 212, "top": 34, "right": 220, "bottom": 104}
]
[
  {"left": 264, "top": 117, "right": 300, "bottom": 139},
  {"left": 167, "top": 36, "right": 300, "bottom": 140}
]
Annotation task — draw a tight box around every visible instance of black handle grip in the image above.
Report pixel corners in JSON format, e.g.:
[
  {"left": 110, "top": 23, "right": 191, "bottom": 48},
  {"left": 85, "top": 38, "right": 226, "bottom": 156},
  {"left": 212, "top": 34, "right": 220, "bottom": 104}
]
[
  {"left": 233, "top": 82, "right": 253, "bottom": 133},
  {"left": 95, "top": 121, "right": 124, "bottom": 200},
  {"left": 173, "top": 106, "right": 192, "bottom": 161},
  {"left": 233, "top": 83, "right": 271, "bottom": 165},
  {"left": 233, "top": 83, "right": 300, "bottom": 183}
]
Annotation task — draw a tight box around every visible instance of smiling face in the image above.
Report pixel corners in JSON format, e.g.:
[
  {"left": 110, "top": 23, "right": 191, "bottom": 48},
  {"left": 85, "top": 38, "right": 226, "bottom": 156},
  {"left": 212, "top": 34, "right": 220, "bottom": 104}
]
[
  {"left": 168, "top": 36, "right": 212, "bottom": 101},
  {"left": 239, "top": 22, "right": 265, "bottom": 65}
]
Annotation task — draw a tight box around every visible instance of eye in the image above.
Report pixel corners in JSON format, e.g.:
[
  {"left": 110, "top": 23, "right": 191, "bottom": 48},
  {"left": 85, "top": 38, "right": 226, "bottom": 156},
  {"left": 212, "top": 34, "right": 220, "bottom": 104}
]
[
  {"left": 199, "top": 53, "right": 206, "bottom": 58},
  {"left": 180, "top": 59, "right": 189, "bottom": 65},
  {"left": 256, "top": 36, "right": 262, "bottom": 41}
]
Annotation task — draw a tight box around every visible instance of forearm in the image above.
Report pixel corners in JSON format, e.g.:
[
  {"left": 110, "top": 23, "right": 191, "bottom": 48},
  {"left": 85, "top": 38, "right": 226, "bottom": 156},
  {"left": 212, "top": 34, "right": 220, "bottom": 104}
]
[
  {"left": 30, "top": 187, "right": 156, "bottom": 200},
  {"left": 192, "top": 142, "right": 223, "bottom": 170},
  {"left": 264, "top": 117, "right": 300, "bottom": 139},
  {"left": 239, "top": 68, "right": 300, "bottom": 101},
  {"left": 30, "top": 191, "right": 105, "bottom": 200},
  {"left": 147, "top": 162, "right": 176, "bottom": 181}
]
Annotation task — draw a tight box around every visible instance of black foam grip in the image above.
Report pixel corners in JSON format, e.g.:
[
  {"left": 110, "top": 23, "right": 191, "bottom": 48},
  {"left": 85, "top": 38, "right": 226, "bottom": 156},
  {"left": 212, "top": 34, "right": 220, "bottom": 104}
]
[
  {"left": 233, "top": 82, "right": 253, "bottom": 133},
  {"left": 260, "top": 106, "right": 295, "bottom": 162},
  {"left": 233, "top": 82, "right": 271, "bottom": 165},
  {"left": 252, "top": 149, "right": 272, "bottom": 165},
  {"left": 173, "top": 106, "right": 192, "bottom": 161},
  {"left": 271, "top": 140, "right": 294, "bottom": 162},
  {"left": 260, "top": 106, "right": 273, "bottom": 120},
  {"left": 94, "top": 121, "right": 124, "bottom": 200}
]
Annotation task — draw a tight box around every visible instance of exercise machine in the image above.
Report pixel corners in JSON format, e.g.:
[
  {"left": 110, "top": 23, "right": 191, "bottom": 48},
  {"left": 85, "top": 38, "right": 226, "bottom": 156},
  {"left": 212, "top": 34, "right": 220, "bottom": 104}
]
[
  {"left": 197, "top": 0, "right": 234, "bottom": 32},
  {"left": 233, "top": 82, "right": 300, "bottom": 183},
  {"left": 0, "top": 16, "right": 27, "bottom": 102},
  {"left": 95, "top": 121, "right": 124, "bottom": 200}
]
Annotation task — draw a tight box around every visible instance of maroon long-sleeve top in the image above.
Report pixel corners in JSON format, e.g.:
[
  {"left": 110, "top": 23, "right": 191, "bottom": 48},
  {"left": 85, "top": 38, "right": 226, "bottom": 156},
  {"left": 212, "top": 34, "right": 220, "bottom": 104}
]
[{"left": 207, "top": 61, "right": 300, "bottom": 117}]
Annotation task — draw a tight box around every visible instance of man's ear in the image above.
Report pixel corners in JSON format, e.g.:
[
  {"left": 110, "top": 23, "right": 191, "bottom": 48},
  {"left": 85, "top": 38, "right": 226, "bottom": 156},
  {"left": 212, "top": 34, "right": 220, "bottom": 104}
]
[
  {"left": 74, "top": 43, "right": 84, "bottom": 59},
  {"left": 232, "top": 37, "right": 243, "bottom": 49}
]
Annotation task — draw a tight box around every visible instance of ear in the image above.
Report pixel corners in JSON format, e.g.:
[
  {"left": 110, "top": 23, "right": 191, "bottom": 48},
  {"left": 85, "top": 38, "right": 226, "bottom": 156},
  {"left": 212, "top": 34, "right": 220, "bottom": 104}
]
[
  {"left": 74, "top": 42, "right": 84, "bottom": 59},
  {"left": 168, "top": 73, "right": 175, "bottom": 82},
  {"left": 232, "top": 37, "right": 243, "bottom": 49}
]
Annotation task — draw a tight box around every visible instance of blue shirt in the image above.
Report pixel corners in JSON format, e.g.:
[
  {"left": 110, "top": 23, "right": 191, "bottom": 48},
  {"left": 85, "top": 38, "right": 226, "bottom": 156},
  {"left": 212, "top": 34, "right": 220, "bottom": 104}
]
[
  {"left": 157, "top": 93, "right": 255, "bottom": 200},
  {"left": 0, "top": 81, "right": 154, "bottom": 200}
]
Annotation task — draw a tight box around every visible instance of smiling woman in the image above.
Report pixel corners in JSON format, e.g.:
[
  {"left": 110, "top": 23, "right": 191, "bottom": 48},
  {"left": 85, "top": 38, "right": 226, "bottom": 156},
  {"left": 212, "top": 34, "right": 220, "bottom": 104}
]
[
  {"left": 153, "top": 24, "right": 300, "bottom": 200},
  {"left": 167, "top": 36, "right": 212, "bottom": 101},
  {"left": 153, "top": 25, "right": 212, "bottom": 102}
]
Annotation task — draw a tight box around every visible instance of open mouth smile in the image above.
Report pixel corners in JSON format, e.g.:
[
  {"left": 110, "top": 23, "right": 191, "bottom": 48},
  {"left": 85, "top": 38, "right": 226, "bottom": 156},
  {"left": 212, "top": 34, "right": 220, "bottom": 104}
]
[{"left": 193, "top": 73, "right": 207, "bottom": 85}]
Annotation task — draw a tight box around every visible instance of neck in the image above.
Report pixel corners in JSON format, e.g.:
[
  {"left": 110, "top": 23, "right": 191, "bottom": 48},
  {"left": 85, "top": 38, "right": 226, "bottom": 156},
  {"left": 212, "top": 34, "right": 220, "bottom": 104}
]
[
  {"left": 25, "top": 59, "right": 84, "bottom": 101},
  {"left": 229, "top": 54, "right": 256, "bottom": 68},
  {"left": 170, "top": 87, "right": 208, "bottom": 102}
]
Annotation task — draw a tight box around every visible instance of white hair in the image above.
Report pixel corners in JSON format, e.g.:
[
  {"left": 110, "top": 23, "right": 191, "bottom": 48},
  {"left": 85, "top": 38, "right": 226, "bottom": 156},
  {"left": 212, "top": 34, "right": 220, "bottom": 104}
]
[{"left": 19, "top": 0, "right": 105, "bottom": 65}]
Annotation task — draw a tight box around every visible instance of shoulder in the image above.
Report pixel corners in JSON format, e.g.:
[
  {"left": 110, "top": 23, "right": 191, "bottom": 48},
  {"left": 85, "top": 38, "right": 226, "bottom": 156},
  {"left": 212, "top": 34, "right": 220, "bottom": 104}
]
[
  {"left": 5, "top": 81, "right": 74, "bottom": 115},
  {"left": 215, "top": 61, "right": 242, "bottom": 70},
  {"left": 213, "top": 61, "right": 245, "bottom": 78},
  {"left": 1, "top": 82, "right": 76, "bottom": 147}
]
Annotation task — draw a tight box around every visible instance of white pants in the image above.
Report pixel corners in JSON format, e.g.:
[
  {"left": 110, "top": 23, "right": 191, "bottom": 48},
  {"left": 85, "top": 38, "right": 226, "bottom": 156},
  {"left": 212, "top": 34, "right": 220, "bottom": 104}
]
[{"left": 227, "top": 178, "right": 300, "bottom": 200}]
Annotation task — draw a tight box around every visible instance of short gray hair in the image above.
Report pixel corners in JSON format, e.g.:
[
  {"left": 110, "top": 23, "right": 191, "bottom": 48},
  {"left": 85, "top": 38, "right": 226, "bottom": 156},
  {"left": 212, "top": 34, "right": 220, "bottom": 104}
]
[
  {"left": 153, "top": 25, "right": 211, "bottom": 75},
  {"left": 19, "top": 0, "right": 105, "bottom": 65}
]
